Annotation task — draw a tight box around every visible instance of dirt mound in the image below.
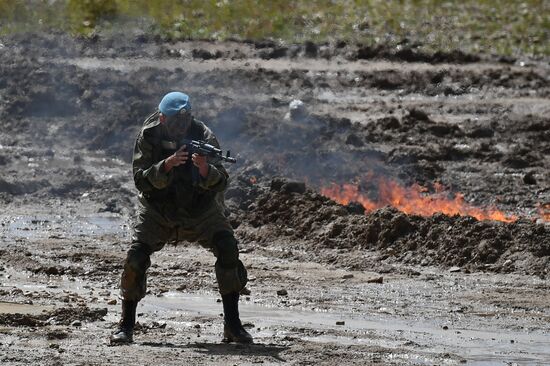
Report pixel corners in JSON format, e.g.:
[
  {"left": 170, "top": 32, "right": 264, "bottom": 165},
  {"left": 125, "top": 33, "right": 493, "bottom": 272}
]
[
  {"left": 0, "top": 306, "right": 108, "bottom": 327},
  {"left": 235, "top": 178, "right": 549, "bottom": 277}
]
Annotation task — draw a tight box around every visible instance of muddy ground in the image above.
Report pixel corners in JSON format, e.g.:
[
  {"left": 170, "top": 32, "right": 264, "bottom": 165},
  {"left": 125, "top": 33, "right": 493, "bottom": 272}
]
[{"left": 0, "top": 33, "right": 549, "bottom": 365}]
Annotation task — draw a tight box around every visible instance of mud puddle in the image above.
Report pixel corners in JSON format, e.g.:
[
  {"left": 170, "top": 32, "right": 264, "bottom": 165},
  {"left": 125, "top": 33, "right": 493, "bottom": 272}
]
[
  {"left": 143, "top": 292, "right": 550, "bottom": 365},
  {"left": 2, "top": 213, "right": 125, "bottom": 239},
  {"left": 0, "top": 301, "right": 52, "bottom": 315}
]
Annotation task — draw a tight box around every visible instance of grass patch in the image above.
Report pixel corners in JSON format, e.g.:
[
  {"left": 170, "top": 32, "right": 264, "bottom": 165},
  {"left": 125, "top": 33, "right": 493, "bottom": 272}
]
[{"left": 0, "top": 0, "right": 548, "bottom": 57}]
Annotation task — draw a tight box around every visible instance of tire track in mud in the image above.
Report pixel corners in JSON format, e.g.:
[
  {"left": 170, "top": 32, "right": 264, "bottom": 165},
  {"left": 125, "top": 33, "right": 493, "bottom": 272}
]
[
  {"left": 56, "top": 55, "right": 548, "bottom": 73},
  {"left": 55, "top": 56, "right": 550, "bottom": 128}
]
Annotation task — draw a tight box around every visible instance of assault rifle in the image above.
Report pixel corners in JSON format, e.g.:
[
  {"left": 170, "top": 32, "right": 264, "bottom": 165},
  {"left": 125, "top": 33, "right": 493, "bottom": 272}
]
[{"left": 180, "top": 138, "right": 237, "bottom": 164}]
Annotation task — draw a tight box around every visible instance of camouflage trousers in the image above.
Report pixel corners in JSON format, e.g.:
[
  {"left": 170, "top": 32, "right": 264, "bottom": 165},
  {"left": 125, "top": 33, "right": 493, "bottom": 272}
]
[{"left": 120, "top": 204, "right": 247, "bottom": 301}]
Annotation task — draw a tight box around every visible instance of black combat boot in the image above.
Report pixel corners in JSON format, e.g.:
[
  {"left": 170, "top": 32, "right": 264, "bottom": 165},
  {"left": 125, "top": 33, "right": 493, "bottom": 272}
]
[
  {"left": 110, "top": 300, "right": 137, "bottom": 345},
  {"left": 222, "top": 292, "right": 253, "bottom": 343}
]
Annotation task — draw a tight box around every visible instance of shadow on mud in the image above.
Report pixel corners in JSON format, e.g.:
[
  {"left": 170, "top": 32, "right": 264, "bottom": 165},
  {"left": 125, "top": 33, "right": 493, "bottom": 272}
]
[{"left": 141, "top": 341, "right": 288, "bottom": 361}]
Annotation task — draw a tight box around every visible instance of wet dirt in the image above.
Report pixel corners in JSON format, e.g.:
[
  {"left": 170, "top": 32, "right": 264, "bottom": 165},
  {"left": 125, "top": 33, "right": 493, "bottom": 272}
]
[{"left": 0, "top": 33, "right": 549, "bottom": 365}]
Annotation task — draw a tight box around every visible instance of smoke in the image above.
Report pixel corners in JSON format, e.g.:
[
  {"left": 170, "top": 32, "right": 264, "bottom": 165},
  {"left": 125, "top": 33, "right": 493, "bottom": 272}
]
[
  {"left": 2, "top": 52, "right": 443, "bottom": 205},
  {"left": 205, "top": 97, "right": 395, "bottom": 193}
]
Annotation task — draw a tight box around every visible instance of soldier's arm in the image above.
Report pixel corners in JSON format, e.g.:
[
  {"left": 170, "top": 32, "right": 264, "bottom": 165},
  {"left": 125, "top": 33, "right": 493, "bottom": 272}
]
[
  {"left": 132, "top": 132, "right": 174, "bottom": 192},
  {"left": 196, "top": 131, "right": 229, "bottom": 192}
]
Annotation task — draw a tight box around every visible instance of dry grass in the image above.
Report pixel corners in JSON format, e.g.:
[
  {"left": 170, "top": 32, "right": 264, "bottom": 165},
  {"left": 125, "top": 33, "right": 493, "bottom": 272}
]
[{"left": 0, "top": 0, "right": 548, "bottom": 57}]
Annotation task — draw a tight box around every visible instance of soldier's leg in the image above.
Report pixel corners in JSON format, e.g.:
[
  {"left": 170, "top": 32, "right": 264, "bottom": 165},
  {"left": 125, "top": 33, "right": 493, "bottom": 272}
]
[
  {"left": 211, "top": 230, "right": 252, "bottom": 343},
  {"left": 212, "top": 230, "right": 248, "bottom": 295},
  {"left": 184, "top": 208, "right": 252, "bottom": 343},
  {"left": 120, "top": 241, "right": 153, "bottom": 302},
  {"left": 109, "top": 241, "right": 150, "bottom": 345},
  {"left": 111, "top": 210, "right": 174, "bottom": 345}
]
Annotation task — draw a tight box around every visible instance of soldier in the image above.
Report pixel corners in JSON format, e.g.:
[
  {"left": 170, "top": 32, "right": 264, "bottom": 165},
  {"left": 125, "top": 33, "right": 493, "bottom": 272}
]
[{"left": 110, "top": 92, "right": 252, "bottom": 345}]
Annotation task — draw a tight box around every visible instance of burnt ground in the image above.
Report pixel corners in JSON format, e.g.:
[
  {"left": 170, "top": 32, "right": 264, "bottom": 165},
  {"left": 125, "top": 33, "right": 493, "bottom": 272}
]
[{"left": 0, "top": 33, "right": 549, "bottom": 365}]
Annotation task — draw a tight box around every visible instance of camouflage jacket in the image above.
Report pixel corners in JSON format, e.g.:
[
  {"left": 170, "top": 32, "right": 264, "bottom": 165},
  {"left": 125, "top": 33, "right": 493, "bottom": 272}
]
[{"left": 132, "top": 111, "right": 229, "bottom": 222}]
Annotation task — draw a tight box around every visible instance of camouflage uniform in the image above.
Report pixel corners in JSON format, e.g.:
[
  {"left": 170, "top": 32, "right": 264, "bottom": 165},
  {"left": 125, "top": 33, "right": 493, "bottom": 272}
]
[{"left": 120, "top": 111, "right": 247, "bottom": 301}]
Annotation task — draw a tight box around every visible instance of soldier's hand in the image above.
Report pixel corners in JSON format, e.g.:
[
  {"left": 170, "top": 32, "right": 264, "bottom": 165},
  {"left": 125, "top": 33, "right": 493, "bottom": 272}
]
[
  {"left": 164, "top": 146, "right": 188, "bottom": 172},
  {"left": 192, "top": 153, "right": 209, "bottom": 178}
]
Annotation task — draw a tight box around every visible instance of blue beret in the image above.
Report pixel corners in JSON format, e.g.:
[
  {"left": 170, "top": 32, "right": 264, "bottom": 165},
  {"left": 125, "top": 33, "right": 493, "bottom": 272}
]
[{"left": 158, "top": 92, "right": 191, "bottom": 116}]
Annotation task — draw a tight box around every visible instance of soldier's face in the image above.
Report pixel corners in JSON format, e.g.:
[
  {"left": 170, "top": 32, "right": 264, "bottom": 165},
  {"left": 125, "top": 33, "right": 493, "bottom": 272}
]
[{"left": 165, "top": 109, "right": 192, "bottom": 138}]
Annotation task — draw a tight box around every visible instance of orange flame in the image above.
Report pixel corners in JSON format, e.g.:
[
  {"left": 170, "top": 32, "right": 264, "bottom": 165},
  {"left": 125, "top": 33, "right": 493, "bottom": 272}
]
[
  {"left": 320, "top": 177, "right": 518, "bottom": 223},
  {"left": 539, "top": 203, "right": 550, "bottom": 222}
]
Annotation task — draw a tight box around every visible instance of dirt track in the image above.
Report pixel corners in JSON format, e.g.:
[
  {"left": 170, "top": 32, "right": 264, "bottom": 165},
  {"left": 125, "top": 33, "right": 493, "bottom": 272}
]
[{"left": 1, "top": 34, "right": 549, "bottom": 365}]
